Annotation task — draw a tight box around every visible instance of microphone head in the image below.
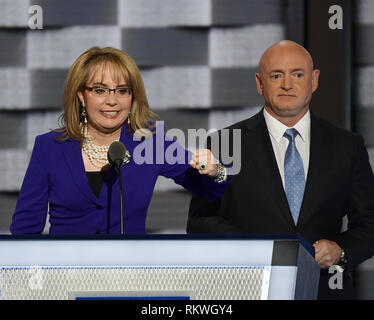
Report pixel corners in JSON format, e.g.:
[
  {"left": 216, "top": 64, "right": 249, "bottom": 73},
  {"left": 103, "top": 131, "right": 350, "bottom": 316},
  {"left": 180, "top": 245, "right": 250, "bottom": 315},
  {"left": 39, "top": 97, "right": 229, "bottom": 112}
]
[{"left": 108, "top": 141, "right": 127, "bottom": 168}]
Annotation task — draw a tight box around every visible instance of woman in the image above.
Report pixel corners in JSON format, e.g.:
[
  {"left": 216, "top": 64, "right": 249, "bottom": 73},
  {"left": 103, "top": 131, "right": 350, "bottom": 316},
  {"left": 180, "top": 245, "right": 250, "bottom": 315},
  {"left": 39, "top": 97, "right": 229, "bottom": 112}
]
[{"left": 10, "top": 47, "right": 227, "bottom": 235}]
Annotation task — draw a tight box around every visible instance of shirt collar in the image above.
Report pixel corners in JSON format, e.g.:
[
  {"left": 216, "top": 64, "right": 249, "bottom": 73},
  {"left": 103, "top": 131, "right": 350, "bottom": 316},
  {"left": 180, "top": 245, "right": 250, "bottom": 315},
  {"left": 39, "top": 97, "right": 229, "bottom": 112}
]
[{"left": 263, "top": 107, "right": 311, "bottom": 143}]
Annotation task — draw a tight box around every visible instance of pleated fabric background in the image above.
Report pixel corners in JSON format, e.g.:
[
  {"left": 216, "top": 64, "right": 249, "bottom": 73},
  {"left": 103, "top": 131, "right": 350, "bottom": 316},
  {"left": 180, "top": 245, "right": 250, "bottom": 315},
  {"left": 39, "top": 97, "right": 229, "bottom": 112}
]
[{"left": 0, "top": 0, "right": 285, "bottom": 233}]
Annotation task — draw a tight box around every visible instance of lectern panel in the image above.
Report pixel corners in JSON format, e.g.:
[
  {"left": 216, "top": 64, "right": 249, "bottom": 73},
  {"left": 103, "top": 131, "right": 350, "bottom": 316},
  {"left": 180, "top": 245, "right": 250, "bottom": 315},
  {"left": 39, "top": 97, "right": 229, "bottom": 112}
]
[
  {"left": 0, "top": 266, "right": 271, "bottom": 300},
  {"left": 0, "top": 236, "right": 319, "bottom": 300}
]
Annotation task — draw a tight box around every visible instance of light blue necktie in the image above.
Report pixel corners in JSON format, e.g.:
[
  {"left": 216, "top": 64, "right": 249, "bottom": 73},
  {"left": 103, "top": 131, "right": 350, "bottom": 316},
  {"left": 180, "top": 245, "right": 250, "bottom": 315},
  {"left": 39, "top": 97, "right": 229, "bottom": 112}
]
[{"left": 284, "top": 128, "right": 305, "bottom": 225}]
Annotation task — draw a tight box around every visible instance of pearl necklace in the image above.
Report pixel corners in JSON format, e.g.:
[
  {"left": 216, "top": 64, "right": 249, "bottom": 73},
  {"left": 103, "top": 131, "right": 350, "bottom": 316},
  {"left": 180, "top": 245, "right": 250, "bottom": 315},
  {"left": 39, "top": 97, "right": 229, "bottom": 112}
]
[{"left": 82, "top": 125, "right": 119, "bottom": 169}]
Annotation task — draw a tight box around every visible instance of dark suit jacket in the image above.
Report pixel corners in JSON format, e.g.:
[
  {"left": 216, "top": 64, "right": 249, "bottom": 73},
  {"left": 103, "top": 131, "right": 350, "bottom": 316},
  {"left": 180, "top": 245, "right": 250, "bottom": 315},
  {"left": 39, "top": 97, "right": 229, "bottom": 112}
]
[{"left": 187, "top": 110, "right": 374, "bottom": 299}]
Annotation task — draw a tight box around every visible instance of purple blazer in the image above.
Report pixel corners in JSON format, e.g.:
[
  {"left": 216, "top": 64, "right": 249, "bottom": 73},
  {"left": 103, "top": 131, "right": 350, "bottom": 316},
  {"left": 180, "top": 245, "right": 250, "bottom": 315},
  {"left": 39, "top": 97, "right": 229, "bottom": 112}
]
[{"left": 10, "top": 124, "right": 227, "bottom": 235}]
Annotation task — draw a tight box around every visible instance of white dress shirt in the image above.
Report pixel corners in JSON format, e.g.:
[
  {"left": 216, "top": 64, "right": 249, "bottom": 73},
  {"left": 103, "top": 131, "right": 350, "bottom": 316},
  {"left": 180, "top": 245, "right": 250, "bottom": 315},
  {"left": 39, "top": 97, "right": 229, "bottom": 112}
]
[{"left": 263, "top": 108, "right": 311, "bottom": 188}]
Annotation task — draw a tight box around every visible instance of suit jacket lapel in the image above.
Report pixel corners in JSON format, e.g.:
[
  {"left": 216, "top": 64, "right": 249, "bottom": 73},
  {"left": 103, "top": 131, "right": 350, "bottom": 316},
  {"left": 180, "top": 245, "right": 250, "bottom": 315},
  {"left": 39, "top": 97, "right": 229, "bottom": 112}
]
[
  {"left": 243, "top": 112, "right": 296, "bottom": 227},
  {"left": 59, "top": 125, "right": 137, "bottom": 209},
  {"left": 61, "top": 138, "right": 103, "bottom": 205},
  {"left": 297, "top": 114, "right": 329, "bottom": 228}
]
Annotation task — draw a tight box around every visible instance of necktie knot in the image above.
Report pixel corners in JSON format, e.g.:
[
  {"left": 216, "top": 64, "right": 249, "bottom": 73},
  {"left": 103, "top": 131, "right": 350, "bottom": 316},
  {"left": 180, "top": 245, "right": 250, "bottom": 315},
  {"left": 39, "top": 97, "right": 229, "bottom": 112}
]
[{"left": 284, "top": 128, "right": 299, "bottom": 143}]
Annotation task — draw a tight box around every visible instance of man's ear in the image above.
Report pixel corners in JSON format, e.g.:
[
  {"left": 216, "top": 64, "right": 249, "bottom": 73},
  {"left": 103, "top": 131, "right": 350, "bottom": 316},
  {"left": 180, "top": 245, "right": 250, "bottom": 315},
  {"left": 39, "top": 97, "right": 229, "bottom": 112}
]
[
  {"left": 255, "top": 73, "right": 264, "bottom": 95},
  {"left": 77, "top": 91, "right": 85, "bottom": 107},
  {"left": 311, "top": 69, "right": 320, "bottom": 93}
]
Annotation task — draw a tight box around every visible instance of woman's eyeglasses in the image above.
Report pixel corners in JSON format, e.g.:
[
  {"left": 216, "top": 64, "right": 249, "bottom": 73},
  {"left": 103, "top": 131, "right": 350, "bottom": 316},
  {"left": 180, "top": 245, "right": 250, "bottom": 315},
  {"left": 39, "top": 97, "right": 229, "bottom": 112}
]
[{"left": 85, "top": 86, "right": 132, "bottom": 98}]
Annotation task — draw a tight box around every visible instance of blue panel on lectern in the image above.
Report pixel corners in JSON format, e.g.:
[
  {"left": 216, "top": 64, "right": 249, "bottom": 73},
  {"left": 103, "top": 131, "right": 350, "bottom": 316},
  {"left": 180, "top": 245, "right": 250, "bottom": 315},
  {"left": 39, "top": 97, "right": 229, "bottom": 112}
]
[{"left": 72, "top": 293, "right": 191, "bottom": 300}]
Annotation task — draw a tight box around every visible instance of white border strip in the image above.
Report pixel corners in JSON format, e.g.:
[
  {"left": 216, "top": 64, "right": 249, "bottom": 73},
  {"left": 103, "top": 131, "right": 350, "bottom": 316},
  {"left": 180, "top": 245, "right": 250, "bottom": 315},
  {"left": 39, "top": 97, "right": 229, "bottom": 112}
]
[{"left": 0, "top": 240, "right": 275, "bottom": 267}]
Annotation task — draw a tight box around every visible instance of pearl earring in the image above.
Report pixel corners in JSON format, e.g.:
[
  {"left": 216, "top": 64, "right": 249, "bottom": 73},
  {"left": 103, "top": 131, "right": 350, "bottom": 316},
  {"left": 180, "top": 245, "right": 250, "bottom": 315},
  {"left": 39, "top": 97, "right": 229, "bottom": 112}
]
[
  {"left": 127, "top": 112, "right": 131, "bottom": 125},
  {"left": 81, "top": 107, "right": 87, "bottom": 124}
]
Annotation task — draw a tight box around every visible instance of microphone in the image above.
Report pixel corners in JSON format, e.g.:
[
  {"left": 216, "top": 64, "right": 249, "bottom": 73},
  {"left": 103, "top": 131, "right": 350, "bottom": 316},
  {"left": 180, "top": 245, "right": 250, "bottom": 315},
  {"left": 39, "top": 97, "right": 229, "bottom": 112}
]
[
  {"left": 108, "top": 141, "right": 129, "bottom": 172},
  {"left": 107, "top": 141, "right": 131, "bottom": 235}
]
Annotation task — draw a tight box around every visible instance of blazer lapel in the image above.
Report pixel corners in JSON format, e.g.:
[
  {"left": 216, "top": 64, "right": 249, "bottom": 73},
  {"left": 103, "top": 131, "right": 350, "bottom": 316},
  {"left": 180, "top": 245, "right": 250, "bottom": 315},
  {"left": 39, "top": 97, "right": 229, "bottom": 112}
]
[
  {"left": 60, "top": 125, "right": 137, "bottom": 209},
  {"left": 297, "top": 114, "right": 330, "bottom": 228},
  {"left": 61, "top": 138, "right": 102, "bottom": 205},
  {"left": 244, "top": 112, "right": 296, "bottom": 228}
]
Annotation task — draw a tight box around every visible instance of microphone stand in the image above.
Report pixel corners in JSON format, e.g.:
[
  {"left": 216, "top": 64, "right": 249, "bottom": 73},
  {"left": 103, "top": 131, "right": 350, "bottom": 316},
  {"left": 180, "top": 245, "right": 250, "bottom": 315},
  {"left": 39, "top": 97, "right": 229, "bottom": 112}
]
[
  {"left": 108, "top": 141, "right": 131, "bottom": 236},
  {"left": 114, "top": 164, "right": 124, "bottom": 235}
]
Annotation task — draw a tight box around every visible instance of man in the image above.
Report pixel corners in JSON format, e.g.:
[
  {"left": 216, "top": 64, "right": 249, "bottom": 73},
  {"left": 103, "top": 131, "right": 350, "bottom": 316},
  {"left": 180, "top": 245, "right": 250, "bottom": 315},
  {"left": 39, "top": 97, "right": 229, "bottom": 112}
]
[{"left": 187, "top": 40, "right": 374, "bottom": 299}]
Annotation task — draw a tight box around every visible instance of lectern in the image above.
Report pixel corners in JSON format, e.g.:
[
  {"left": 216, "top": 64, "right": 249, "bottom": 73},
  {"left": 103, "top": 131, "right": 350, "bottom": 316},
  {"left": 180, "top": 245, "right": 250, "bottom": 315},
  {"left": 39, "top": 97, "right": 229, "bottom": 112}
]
[{"left": 0, "top": 235, "right": 319, "bottom": 300}]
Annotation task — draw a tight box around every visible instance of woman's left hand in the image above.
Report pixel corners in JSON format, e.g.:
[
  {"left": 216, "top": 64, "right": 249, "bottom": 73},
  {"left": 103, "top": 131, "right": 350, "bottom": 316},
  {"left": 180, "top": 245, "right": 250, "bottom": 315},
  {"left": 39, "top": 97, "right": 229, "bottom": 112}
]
[{"left": 190, "top": 149, "right": 218, "bottom": 177}]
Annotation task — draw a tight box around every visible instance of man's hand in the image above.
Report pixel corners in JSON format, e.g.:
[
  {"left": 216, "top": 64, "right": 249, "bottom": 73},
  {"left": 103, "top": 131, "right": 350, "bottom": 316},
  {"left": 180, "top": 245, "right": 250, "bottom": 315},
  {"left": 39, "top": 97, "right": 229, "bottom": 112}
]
[
  {"left": 313, "top": 239, "right": 343, "bottom": 269},
  {"left": 190, "top": 149, "right": 218, "bottom": 177}
]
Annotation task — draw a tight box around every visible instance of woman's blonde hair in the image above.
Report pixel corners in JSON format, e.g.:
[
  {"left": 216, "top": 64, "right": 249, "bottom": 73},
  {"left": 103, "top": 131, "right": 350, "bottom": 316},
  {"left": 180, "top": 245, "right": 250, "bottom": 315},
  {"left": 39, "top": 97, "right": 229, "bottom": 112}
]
[{"left": 56, "top": 46, "right": 158, "bottom": 142}]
